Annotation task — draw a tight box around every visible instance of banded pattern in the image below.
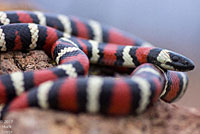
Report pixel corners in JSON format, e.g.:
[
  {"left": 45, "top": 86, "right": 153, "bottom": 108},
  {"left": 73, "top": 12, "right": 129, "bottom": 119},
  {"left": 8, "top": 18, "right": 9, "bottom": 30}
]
[
  {"left": 0, "top": 37, "right": 89, "bottom": 104},
  {"left": 160, "top": 71, "right": 189, "bottom": 103},
  {"left": 59, "top": 37, "right": 194, "bottom": 71},
  {"left": 0, "top": 11, "right": 195, "bottom": 118},
  {"left": 5, "top": 64, "right": 165, "bottom": 115},
  {"left": 0, "top": 10, "right": 148, "bottom": 46}
]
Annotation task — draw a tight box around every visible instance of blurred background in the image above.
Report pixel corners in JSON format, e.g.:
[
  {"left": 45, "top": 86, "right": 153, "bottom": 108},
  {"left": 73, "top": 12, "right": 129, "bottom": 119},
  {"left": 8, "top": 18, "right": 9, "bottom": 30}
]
[{"left": 1, "top": 0, "right": 199, "bottom": 107}]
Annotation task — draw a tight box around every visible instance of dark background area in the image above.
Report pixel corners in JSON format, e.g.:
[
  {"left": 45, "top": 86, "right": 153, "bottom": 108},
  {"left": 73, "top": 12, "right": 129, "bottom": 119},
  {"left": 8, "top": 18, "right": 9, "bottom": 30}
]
[{"left": 3, "top": 0, "right": 200, "bottom": 107}]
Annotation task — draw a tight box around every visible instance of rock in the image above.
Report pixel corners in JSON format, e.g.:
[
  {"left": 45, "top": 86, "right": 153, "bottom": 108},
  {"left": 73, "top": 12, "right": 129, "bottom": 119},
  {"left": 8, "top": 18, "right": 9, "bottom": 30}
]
[
  {"left": 0, "top": 51, "right": 54, "bottom": 74},
  {"left": 1, "top": 48, "right": 200, "bottom": 134},
  {"left": 1, "top": 101, "right": 200, "bottom": 134}
]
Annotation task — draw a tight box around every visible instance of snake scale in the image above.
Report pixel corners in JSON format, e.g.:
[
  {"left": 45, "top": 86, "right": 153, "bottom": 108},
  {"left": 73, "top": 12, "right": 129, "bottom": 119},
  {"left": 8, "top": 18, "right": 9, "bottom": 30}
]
[{"left": 0, "top": 10, "right": 195, "bottom": 117}]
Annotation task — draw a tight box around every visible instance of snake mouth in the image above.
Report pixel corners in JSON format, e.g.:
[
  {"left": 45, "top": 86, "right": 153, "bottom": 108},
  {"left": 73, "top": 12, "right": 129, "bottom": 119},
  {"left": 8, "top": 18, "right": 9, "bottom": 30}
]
[
  {"left": 166, "top": 60, "right": 195, "bottom": 72},
  {"left": 167, "top": 52, "right": 195, "bottom": 71}
]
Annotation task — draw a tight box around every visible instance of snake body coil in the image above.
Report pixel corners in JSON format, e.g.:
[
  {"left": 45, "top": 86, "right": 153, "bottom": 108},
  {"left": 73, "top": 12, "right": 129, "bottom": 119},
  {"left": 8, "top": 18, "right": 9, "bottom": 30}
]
[{"left": 0, "top": 11, "right": 194, "bottom": 116}]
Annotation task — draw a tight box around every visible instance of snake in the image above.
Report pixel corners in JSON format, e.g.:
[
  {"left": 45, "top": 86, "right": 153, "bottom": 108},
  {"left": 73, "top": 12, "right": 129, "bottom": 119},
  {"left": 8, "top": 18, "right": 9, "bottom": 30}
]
[{"left": 0, "top": 10, "right": 195, "bottom": 117}]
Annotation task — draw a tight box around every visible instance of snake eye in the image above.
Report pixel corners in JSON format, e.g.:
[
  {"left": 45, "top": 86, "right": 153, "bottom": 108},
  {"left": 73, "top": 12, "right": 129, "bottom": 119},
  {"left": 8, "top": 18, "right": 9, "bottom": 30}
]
[
  {"left": 172, "top": 55, "right": 179, "bottom": 62},
  {"left": 184, "top": 60, "right": 189, "bottom": 65}
]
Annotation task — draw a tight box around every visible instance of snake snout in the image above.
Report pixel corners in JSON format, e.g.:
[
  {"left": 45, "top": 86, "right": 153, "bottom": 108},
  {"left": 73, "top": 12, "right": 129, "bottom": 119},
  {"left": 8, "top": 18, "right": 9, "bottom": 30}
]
[{"left": 167, "top": 52, "right": 195, "bottom": 71}]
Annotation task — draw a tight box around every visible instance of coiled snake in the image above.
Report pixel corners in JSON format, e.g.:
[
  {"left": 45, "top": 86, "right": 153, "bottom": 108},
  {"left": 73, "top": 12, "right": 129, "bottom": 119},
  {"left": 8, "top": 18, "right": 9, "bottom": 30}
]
[{"left": 0, "top": 11, "right": 195, "bottom": 117}]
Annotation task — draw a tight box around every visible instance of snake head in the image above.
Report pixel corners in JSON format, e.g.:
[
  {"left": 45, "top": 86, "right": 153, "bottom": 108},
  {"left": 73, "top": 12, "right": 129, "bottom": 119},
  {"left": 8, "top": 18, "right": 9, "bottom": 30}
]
[{"left": 148, "top": 48, "right": 195, "bottom": 71}]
